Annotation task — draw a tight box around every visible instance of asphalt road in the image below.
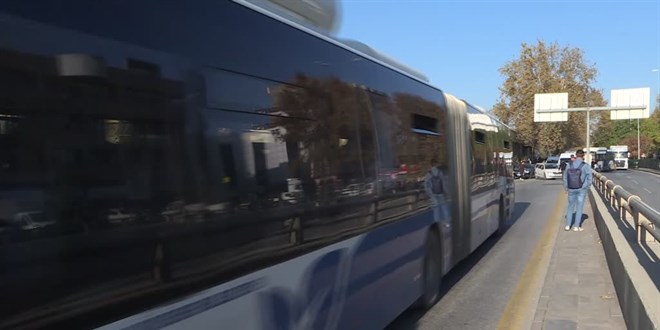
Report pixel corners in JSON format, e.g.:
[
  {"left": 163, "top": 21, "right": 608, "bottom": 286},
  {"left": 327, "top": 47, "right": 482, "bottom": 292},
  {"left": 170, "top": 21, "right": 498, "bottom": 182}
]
[
  {"left": 598, "top": 169, "right": 659, "bottom": 208},
  {"left": 386, "top": 179, "right": 565, "bottom": 330}
]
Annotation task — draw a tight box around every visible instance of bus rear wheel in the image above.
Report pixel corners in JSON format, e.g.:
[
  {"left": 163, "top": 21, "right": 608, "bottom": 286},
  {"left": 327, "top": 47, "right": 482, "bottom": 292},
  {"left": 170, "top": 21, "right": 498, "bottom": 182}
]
[{"left": 415, "top": 232, "right": 442, "bottom": 309}]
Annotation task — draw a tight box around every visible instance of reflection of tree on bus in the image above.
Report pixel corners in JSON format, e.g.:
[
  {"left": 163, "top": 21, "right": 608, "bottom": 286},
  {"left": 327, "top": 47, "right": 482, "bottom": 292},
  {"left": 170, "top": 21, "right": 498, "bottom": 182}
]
[{"left": 271, "top": 75, "right": 376, "bottom": 202}]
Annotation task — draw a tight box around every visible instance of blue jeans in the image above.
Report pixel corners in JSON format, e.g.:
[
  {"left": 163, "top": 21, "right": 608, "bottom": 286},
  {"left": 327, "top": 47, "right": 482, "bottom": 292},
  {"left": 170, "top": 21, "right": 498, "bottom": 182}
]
[
  {"left": 430, "top": 194, "right": 449, "bottom": 222},
  {"left": 565, "top": 189, "right": 587, "bottom": 227}
]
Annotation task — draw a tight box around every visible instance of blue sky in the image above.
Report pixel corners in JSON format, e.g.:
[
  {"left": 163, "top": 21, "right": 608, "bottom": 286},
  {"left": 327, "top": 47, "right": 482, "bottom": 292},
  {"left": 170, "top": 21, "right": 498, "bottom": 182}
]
[{"left": 336, "top": 0, "right": 660, "bottom": 112}]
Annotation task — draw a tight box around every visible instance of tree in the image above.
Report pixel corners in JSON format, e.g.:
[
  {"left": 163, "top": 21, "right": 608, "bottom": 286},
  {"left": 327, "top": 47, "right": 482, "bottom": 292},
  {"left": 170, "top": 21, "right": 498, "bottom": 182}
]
[
  {"left": 271, "top": 75, "right": 375, "bottom": 181},
  {"left": 592, "top": 94, "right": 660, "bottom": 157},
  {"left": 642, "top": 102, "right": 660, "bottom": 155},
  {"left": 492, "top": 40, "right": 607, "bottom": 156}
]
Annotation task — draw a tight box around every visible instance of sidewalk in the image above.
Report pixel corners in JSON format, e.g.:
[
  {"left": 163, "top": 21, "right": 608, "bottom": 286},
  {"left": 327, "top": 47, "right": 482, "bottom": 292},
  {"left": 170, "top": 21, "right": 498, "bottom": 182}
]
[{"left": 531, "top": 198, "right": 627, "bottom": 330}]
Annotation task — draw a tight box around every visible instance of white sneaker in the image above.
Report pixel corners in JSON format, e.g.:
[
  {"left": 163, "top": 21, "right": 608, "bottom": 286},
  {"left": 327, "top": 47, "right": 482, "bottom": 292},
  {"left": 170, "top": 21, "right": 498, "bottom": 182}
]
[
  {"left": 573, "top": 227, "right": 584, "bottom": 232},
  {"left": 565, "top": 225, "right": 570, "bottom": 231}
]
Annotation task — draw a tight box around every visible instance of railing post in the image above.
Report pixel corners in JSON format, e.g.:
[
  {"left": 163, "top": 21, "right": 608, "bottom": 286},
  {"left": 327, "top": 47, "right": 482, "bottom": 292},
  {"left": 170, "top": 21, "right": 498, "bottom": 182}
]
[
  {"left": 289, "top": 216, "right": 303, "bottom": 244},
  {"left": 621, "top": 200, "right": 628, "bottom": 223},
  {"left": 633, "top": 208, "right": 644, "bottom": 242},
  {"left": 153, "top": 241, "right": 172, "bottom": 282},
  {"left": 369, "top": 198, "right": 377, "bottom": 224},
  {"left": 408, "top": 194, "right": 415, "bottom": 212},
  {"left": 614, "top": 190, "right": 620, "bottom": 209}
]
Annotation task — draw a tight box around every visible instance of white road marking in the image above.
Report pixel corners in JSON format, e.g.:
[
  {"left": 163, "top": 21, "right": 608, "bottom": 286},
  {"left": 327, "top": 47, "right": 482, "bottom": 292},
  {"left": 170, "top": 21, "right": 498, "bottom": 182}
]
[
  {"left": 632, "top": 180, "right": 639, "bottom": 184},
  {"left": 643, "top": 188, "right": 652, "bottom": 194}
]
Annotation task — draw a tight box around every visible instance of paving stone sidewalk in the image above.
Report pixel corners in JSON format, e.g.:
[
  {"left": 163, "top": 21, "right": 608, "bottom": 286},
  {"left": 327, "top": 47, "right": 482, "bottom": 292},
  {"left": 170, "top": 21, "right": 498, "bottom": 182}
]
[{"left": 532, "top": 198, "right": 627, "bottom": 330}]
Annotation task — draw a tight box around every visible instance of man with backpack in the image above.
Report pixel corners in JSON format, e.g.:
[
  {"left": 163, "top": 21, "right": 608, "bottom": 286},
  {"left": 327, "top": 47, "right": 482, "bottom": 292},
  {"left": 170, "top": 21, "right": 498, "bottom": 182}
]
[
  {"left": 424, "top": 158, "right": 448, "bottom": 222},
  {"left": 563, "top": 149, "right": 592, "bottom": 231}
]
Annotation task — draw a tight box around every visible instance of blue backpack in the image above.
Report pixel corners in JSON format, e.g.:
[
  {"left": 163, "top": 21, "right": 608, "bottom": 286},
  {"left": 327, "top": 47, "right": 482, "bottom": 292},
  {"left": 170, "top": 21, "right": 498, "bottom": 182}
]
[
  {"left": 566, "top": 161, "right": 586, "bottom": 189},
  {"left": 429, "top": 170, "right": 444, "bottom": 194}
]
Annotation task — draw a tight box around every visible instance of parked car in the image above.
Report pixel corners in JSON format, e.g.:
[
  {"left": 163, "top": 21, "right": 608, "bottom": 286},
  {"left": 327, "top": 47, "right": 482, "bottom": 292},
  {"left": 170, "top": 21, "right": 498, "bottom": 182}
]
[
  {"left": 514, "top": 163, "right": 535, "bottom": 179},
  {"left": 535, "top": 163, "right": 563, "bottom": 180}
]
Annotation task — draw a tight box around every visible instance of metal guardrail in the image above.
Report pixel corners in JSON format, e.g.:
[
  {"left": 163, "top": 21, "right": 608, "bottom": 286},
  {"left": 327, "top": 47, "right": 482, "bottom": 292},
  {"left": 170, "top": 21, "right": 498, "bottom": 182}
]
[
  {"left": 630, "top": 158, "right": 660, "bottom": 173},
  {"left": 592, "top": 171, "right": 660, "bottom": 242}
]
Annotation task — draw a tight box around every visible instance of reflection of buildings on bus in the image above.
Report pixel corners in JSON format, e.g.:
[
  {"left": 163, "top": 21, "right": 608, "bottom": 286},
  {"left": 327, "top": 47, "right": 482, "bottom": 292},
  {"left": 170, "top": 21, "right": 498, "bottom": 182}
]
[
  {"left": 0, "top": 49, "right": 187, "bottom": 228},
  {"left": 207, "top": 80, "right": 318, "bottom": 205},
  {"left": 210, "top": 107, "right": 298, "bottom": 207},
  {"left": 225, "top": 78, "right": 453, "bottom": 202}
]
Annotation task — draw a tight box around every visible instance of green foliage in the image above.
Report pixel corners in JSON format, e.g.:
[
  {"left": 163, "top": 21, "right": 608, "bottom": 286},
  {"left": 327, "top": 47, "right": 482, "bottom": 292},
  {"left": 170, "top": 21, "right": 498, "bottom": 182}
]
[
  {"left": 643, "top": 105, "right": 660, "bottom": 155},
  {"left": 592, "top": 94, "right": 660, "bottom": 157},
  {"left": 492, "top": 40, "right": 607, "bottom": 157}
]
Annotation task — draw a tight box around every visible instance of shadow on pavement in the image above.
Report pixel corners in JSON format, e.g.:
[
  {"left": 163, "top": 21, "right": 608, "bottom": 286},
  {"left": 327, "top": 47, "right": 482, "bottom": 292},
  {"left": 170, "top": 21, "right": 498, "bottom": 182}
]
[{"left": 385, "top": 202, "right": 531, "bottom": 329}]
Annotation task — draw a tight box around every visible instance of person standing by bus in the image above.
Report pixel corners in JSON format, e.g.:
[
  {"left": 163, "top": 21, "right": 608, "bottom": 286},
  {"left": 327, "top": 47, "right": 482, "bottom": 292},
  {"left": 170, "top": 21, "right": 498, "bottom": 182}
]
[
  {"left": 563, "top": 149, "right": 592, "bottom": 231},
  {"left": 424, "top": 158, "right": 449, "bottom": 222}
]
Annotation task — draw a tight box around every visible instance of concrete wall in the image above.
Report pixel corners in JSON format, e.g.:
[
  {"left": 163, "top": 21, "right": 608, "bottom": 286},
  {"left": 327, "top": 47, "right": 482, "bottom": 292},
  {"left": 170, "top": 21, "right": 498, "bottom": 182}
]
[{"left": 589, "top": 187, "right": 659, "bottom": 330}]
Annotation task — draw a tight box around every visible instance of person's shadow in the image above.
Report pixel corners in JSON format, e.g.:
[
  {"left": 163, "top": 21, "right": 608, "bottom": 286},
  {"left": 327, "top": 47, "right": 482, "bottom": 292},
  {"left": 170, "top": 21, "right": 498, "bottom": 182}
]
[{"left": 568, "top": 213, "right": 589, "bottom": 227}]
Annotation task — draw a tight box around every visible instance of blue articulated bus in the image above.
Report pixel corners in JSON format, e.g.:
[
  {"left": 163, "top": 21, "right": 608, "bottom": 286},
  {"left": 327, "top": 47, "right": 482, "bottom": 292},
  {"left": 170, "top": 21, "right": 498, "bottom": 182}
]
[{"left": 0, "top": 1, "right": 515, "bottom": 329}]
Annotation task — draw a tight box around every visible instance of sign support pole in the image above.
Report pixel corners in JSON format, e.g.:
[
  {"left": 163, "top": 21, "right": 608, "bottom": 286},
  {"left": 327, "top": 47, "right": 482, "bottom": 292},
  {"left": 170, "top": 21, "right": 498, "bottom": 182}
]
[
  {"left": 586, "top": 108, "right": 590, "bottom": 162},
  {"left": 637, "top": 118, "right": 641, "bottom": 158}
]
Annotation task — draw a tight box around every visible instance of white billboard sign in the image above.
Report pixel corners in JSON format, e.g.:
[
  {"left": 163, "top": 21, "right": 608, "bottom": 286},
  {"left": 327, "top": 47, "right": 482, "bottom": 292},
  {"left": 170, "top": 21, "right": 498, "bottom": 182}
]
[
  {"left": 534, "top": 93, "right": 568, "bottom": 122},
  {"left": 610, "top": 88, "right": 650, "bottom": 120}
]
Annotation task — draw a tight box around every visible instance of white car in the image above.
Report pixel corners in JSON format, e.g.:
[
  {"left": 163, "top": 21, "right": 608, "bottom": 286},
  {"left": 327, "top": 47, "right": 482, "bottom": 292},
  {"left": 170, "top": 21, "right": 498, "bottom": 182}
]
[
  {"left": 107, "top": 209, "right": 138, "bottom": 225},
  {"left": 12, "top": 211, "right": 56, "bottom": 230},
  {"left": 535, "top": 163, "right": 563, "bottom": 180}
]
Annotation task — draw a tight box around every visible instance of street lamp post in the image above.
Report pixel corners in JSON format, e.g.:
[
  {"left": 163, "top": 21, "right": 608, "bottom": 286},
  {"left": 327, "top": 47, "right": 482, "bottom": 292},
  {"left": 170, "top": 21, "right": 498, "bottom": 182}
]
[{"left": 649, "top": 69, "right": 660, "bottom": 159}]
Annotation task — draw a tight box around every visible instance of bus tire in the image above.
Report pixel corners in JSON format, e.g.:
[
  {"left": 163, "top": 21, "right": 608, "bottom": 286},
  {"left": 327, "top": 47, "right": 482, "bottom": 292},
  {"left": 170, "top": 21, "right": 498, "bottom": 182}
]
[
  {"left": 415, "top": 231, "right": 442, "bottom": 309},
  {"left": 497, "top": 197, "right": 506, "bottom": 236}
]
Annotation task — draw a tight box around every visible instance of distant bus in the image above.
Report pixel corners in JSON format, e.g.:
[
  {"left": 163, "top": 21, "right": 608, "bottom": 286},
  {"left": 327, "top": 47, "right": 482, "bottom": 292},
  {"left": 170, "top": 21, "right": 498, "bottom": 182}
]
[
  {"left": 0, "top": 1, "right": 515, "bottom": 329},
  {"left": 590, "top": 147, "right": 615, "bottom": 172},
  {"left": 609, "top": 145, "right": 629, "bottom": 170}
]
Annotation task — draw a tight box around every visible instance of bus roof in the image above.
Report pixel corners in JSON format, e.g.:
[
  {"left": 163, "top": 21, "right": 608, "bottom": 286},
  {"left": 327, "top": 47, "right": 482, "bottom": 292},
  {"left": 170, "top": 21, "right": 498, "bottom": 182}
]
[{"left": 234, "top": 0, "right": 437, "bottom": 90}]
